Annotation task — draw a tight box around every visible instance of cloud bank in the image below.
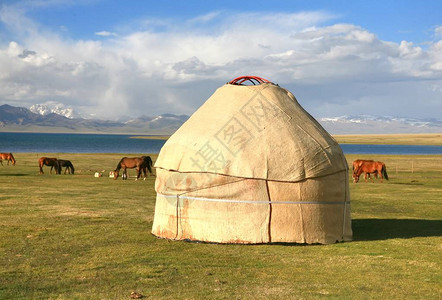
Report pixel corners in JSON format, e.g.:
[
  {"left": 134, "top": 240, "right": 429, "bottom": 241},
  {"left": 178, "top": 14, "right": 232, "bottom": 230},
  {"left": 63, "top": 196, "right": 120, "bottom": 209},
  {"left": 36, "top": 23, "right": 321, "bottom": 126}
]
[{"left": 0, "top": 4, "right": 441, "bottom": 120}]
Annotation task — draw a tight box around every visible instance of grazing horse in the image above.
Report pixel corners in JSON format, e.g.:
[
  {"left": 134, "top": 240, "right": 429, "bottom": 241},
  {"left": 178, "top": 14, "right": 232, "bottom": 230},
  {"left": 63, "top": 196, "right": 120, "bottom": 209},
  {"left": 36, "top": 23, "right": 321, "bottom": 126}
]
[
  {"left": 39, "top": 157, "right": 61, "bottom": 175},
  {"left": 114, "top": 157, "right": 147, "bottom": 180},
  {"left": 353, "top": 160, "right": 389, "bottom": 183},
  {"left": 0, "top": 152, "right": 16, "bottom": 166},
  {"left": 51, "top": 159, "right": 75, "bottom": 174},
  {"left": 352, "top": 159, "right": 378, "bottom": 181}
]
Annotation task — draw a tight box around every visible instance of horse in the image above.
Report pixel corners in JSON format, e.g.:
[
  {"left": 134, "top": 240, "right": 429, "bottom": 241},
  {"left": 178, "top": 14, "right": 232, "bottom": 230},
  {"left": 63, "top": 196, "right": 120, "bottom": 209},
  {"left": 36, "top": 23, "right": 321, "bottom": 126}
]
[
  {"left": 352, "top": 159, "right": 378, "bottom": 181},
  {"left": 114, "top": 157, "right": 148, "bottom": 180},
  {"left": 353, "top": 160, "right": 389, "bottom": 183},
  {"left": 39, "top": 157, "right": 61, "bottom": 175},
  {"left": 51, "top": 159, "right": 75, "bottom": 174},
  {"left": 0, "top": 152, "right": 16, "bottom": 166}
]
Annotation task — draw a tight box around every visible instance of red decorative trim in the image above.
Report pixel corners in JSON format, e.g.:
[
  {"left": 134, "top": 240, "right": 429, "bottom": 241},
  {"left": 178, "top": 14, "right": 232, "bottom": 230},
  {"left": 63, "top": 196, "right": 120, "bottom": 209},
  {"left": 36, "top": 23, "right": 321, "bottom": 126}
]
[{"left": 228, "top": 76, "right": 272, "bottom": 85}]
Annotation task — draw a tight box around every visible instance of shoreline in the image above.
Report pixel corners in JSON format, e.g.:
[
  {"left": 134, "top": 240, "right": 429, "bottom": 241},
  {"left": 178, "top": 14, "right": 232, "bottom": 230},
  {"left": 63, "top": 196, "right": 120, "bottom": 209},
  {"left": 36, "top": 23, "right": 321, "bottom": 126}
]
[{"left": 131, "top": 133, "right": 442, "bottom": 146}]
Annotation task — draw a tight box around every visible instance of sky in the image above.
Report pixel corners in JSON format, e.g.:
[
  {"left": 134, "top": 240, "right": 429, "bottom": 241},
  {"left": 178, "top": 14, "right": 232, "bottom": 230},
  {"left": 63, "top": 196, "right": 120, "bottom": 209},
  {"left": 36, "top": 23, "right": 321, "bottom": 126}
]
[{"left": 0, "top": 0, "right": 441, "bottom": 120}]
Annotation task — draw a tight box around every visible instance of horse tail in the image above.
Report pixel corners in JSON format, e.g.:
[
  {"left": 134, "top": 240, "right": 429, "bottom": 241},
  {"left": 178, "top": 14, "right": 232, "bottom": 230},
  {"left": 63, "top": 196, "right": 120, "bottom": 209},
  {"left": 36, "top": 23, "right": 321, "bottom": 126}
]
[
  {"left": 382, "top": 164, "right": 389, "bottom": 181},
  {"left": 147, "top": 156, "right": 153, "bottom": 173}
]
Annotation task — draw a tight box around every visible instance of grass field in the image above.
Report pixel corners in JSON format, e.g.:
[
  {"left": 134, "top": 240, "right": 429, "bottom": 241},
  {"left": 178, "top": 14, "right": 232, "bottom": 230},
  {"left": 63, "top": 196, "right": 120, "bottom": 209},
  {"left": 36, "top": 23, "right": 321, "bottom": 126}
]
[{"left": 0, "top": 152, "right": 441, "bottom": 299}]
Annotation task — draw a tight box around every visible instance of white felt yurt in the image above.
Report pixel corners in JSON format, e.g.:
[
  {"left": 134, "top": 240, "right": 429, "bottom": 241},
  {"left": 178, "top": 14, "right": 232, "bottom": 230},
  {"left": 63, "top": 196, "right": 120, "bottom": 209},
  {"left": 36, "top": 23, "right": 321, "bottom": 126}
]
[{"left": 152, "top": 76, "right": 352, "bottom": 244}]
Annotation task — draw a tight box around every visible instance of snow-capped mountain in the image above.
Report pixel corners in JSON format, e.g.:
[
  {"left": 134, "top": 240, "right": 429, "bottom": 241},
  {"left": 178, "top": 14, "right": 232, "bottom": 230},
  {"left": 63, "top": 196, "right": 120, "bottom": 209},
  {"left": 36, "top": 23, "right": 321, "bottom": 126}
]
[
  {"left": 319, "top": 115, "right": 442, "bottom": 134},
  {"left": 124, "top": 114, "right": 189, "bottom": 129},
  {"left": 30, "top": 103, "right": 76, "bottom": 119}
]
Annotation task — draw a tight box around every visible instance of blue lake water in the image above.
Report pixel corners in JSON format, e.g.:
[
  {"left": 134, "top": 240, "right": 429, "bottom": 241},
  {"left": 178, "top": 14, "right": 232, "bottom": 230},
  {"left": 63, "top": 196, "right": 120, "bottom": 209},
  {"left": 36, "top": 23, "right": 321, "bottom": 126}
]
[
  {"left": 0, "top": 132, "right": 165, "bottom": 154},
  {"left": 1, "top": 132, "right": 441, "bottom": 155}
]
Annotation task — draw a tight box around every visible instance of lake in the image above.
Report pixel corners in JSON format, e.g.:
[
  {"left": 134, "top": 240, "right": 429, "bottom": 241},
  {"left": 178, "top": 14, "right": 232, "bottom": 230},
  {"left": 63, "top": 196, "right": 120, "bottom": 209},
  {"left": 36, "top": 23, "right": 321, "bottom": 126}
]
[{"left": 1, "top": 132, "right": 441, "bottom": 155}]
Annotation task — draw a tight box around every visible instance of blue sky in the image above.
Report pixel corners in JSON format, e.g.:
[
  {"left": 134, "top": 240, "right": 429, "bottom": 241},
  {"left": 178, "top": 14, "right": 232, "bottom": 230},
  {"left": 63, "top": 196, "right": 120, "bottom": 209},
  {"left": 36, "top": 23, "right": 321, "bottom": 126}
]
[
  {"left": 25, "top": 0, "right": 442, "bottom": 44},
  {"left": 1, "top": 0, "right": 441, "bottom": 120}
]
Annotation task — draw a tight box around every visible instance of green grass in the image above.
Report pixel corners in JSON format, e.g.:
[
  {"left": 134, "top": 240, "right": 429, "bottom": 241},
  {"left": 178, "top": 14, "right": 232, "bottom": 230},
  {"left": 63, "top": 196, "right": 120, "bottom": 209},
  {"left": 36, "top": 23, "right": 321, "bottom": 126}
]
[{"left": 0, "top": 153, "right": 441, "bottom": 299}]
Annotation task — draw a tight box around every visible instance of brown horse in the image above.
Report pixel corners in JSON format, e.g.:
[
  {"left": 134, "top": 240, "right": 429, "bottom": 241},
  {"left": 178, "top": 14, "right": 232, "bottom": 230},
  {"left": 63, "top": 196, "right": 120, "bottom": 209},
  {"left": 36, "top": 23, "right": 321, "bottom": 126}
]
[
  {"left": 39, "top": 157, "right": 61, "bottom": 175},
  {"left": 352, "top": 159, "right": 378, "bottom": 181},
  {"left": 0, "top": 152, "right": 16, "bottom": 166},
  {"left": 353, "top": 160, "right": 389, "bottom": 183},
  {"left": 114, "top": 157, "right": 149, "bottom": 180}
]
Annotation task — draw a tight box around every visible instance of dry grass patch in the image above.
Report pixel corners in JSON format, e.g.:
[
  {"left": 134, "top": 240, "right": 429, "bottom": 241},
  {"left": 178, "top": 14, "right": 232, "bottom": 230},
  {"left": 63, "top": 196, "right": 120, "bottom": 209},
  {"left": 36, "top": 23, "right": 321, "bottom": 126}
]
[{"left": 333, "top": 133, "right": 442, "bottom": 145}]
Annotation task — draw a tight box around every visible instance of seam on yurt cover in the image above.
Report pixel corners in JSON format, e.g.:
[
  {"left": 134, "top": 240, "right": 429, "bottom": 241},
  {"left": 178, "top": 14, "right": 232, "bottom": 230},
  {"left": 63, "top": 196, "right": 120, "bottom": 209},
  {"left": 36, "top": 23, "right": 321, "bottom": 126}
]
[
  {"left": 298, "top": 201, "right": 306, "bottom": 243},
  {"left": 297, "top": 183, "right": 306, "bottom": 243},
  {"left": 265, "top": 180, "right": 272, "bottom": 243},
  {"left": 296, "top": 123, "right": 334, "bottom": 167},
  {"left": 169, "top": 176, "right": 246, "bottom": 197},
  {"left": 155, "top": 167, "right": 348, "bottom": 184},
  {"left": 174, "top": 195, "right": 179, "bottom": 240},
  {"left": 157, "top": 194, "right": 350, "bottom": 205}
]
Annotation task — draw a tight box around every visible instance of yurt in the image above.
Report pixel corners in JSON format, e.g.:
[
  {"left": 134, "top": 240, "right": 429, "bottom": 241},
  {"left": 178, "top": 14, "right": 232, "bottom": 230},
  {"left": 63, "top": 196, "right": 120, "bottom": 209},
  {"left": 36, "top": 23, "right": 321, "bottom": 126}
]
[{"left": 152, "top": 76, "right": 352, "bottom": 244}]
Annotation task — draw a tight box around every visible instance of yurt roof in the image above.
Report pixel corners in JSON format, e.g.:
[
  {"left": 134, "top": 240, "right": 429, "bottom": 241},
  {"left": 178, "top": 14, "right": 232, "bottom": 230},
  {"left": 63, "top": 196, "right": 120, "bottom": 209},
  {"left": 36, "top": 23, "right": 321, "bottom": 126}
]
[{"left": 155, "top": 77, "right": 347, "bottom": 182}]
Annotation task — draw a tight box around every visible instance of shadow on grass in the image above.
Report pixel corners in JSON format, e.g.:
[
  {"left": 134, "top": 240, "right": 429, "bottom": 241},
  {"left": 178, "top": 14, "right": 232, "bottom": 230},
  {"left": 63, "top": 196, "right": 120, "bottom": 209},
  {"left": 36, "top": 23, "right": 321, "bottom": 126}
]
[
  {"left": 388, "top": 182, "right": 424, "bottom": 186},
  {"left": 0, "top": 173, "right": 29, "bottom": 176},
  {"left": 353, "top": 219, "right": 442, "bottom": 241}
]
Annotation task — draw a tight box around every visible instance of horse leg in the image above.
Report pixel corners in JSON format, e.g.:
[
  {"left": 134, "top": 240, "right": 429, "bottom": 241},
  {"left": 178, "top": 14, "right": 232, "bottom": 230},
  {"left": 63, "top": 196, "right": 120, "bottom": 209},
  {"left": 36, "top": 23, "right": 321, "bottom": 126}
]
[
  {"left": 135, "top": 167, "right": 140, "bottom": 180},
  {"left": 123, "top": 167, "right": 127, "bottom": 180}
]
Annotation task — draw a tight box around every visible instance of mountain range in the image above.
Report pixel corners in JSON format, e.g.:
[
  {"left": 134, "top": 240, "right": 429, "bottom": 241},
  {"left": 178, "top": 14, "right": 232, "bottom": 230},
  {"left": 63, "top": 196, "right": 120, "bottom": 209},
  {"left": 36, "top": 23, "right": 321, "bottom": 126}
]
[
  {"left": 1, "top": 104, "right": 441, "bottom": 135},
  {"left": 318, "top": 115, "right": 442, "bottom": 134},
  {"left": 0, "top": 104, "right": 188, "bottom": 135}
]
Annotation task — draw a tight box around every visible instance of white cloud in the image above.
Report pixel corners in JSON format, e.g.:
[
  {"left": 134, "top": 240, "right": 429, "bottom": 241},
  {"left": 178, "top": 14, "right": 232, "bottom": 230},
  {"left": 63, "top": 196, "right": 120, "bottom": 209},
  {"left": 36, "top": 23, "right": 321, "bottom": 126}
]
[
  {"left": 189, "top": 11, "right": 222, "bottom": 24},
  {"left": 435, "top": 25, "right": 442, "bottom": 37},
  {"left": 0, "top": 5, "right": 441, "bottom": 120},
  {"left": 95, "top": 31, "right": 118, "bottom": 37}
]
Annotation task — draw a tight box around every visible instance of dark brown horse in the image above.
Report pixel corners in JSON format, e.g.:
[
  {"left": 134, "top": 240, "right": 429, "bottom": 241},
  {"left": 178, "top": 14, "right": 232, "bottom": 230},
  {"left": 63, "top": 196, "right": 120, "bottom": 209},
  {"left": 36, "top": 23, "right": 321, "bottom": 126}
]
[
  {"left": 39, "top": 157, "right": 61, "bottom": 175},
  {"left": 114, "top": 157, "right": 148, "bottom": 180},
  {"left": 0, "top": 152, "right": 16, "bottom": 166},
  {"left": 51, "top": 159, "right": 75, "bottom": 174},
  {"left": 353, "top": 160, "right": 389, "bottom": 183}
]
